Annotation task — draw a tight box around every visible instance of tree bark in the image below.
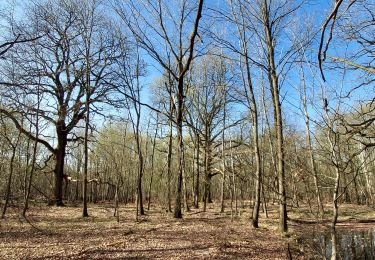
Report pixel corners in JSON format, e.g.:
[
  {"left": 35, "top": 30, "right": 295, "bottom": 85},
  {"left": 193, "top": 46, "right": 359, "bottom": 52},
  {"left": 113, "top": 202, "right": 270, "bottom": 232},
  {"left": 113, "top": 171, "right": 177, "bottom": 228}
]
[
  {"left": 54, "top": 131, "right": 68, "bottom": 206},
  {"left": 174, "top": 75, "right": 184, "bottom": 218},
  {"left": 147, "top": 116, "right": 158, "bottom": 211},
  {"left": 167, "top": 97, "right": 173, "bottom": 213},
  {"left": 23, "top": 90, "right": 40, "bottom": 216},
  {"left": 263, "top": 2, "right": 287, "bottom": 232},
  {"left": 302, "top": 85, "right": 324, "bottom": 216},
  {"left": 2, "top": 141, "right": 18, "bottom": 219},
  {"left": 194, "top": 134, "right": 200, "bottom": 209}
]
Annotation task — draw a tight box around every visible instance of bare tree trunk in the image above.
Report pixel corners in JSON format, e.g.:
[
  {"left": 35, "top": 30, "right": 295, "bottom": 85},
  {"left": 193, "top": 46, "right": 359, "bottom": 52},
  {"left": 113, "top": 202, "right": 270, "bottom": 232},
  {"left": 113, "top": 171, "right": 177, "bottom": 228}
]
[
  {"left": 230, "top": 140, "right": 234, "bottom": 221},
  {"left": 114, "top": 184, "right": 119, "bottom": 222},
  {"left": 261, "top": 77, "right": 278, "bottom": 205},
  {"left": 174, "top": 75, "right": 184, "bottom": 218},
  {"left": 324, "top": 104, "right": 340, "bottom": 228},
  {"left": 220, "top": 83, "right": 227, "bottom": 213},
  {"left": 299, "top": 66, "right": 324, "bottom": 216},
  {"left": 82, "top": 78, "right": 90, "bottom": 218},
  {"left": 203, "top": 139, "right": 212, "bottom": 212},
  {"left": 147, "top": 116, "right": 158, "bottom": 211},
  {"left": 75, "top": 158, "right": 81, "bottom": 202},
  {"left": 220, "top": 123, "right": 226, "bottom": 213},
  {"left": 331, "top": 229, "right": 338, "bottom": 260},
  {"left": 305, "top": 109, "right": 324, "bottom": 215},
  {"left": 182, "top": 148, "right": 190, "bottom": 212},
  {"left": 23, "top": 126, "right": 32, "bottom": 202},
  {"left": 231, "top": 0, "right": 262, "bottom": 227},
  {"left": 166, "top": 103, "right": 173, "bottom": 213},
  {"left": 54, "top": 131, "right": 68, "bottom": 206},
  {"left": 229, "top": 139, "right": 238, "bottom": 216},
  {"left": 2, "top": 138, "right": 19, "bottom": 219},
  {"left": 243, "top": 50, "right": 261, "bottom": 228},
  {"left": 194, "top": 134, "right": 200, "bottom": 209},
  {"left": 262, "top": 181, "right": 268, "bottom": 218},
  {"left": 359, "top": 142, "right": 373, "bottom": 205},
  {"left": 136, "top": 131, "right": 144, "bottom": 216},
  {"left": 263, "top": 2, "right": 287, "bottom": 232},
  {"left": 23, "top": 87, "right": 40, "bottom": 217}
]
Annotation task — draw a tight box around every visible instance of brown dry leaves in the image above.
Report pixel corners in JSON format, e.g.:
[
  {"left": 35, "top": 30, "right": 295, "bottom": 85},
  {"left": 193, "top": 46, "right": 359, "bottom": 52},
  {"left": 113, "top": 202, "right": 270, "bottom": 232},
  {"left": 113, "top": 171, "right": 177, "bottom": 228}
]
[{"left": 0, "top": 202, "right": 303, "bottom": 259}]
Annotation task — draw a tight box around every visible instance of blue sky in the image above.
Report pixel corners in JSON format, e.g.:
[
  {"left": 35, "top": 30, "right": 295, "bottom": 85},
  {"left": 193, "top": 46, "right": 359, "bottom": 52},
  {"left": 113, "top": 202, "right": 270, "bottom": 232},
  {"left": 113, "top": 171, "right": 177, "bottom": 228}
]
[{"left": 1, "top": 0, "right": 372, "bottom": 134}]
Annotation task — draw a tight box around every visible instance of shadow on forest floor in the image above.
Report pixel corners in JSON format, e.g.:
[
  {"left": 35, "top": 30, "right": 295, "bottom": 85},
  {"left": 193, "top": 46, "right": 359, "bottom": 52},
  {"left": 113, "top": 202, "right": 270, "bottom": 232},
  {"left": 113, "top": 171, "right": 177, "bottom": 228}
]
[{"left": 1, "top": 202, "right": 374, "bottom": 259}]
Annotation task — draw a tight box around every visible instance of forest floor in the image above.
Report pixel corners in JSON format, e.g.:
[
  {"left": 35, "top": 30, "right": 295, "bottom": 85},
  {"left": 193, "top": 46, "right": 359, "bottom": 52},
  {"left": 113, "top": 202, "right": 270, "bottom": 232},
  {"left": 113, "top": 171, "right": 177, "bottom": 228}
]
[{"left": 1, "top": 201, "right": 374, "bottom": 259}]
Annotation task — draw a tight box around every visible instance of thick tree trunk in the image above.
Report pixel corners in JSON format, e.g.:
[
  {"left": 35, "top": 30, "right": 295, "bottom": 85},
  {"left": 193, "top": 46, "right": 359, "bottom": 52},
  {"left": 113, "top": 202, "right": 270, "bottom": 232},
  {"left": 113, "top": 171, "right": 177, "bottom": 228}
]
[
  {"left": 54, "top": 133, "right": 67, "bottom": 206},
  {"left": 174, "top": 76, "right": 184, "bottom": 218},
  {"left": 137, "top": 167, "right": 144, "bottom": 216},
  {"left": 137, "top": 147, "right": 145, "bottom": 216}
]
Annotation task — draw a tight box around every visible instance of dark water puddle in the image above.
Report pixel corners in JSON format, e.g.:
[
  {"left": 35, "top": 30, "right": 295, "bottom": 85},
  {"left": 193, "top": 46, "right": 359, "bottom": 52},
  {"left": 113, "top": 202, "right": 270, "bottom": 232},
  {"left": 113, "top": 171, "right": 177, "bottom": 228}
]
[{"left": 302, "top": 227, "right": 375, "bottom": 259}]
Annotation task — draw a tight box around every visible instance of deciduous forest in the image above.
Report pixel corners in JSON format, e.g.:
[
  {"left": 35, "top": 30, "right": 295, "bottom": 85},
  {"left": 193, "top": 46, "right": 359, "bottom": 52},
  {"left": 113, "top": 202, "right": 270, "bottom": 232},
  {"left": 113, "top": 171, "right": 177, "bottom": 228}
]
[{"left": 0, "top": 0, "right": 374, "bottom": 259}]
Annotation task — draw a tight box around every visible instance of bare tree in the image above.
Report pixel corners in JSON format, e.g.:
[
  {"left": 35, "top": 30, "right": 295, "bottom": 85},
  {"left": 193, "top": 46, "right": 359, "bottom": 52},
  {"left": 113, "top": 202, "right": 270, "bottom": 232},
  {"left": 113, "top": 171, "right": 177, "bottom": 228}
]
[
  {"left": 0, "top": 0, "right": 125, "bottom": 206},
  {"left": 115, "top": 0, "right": 205, "bottom": 218},
  {"left": 299, "top": 64, "right": 324, "bottom": 217},
  {"left": 1, "top": 116, "right": 21, "bottom": 218},
  {"left": 185, "top": 55, "right": 231, "bottom": 212},
  {"left": 228, "top": 0, "right": 262, "bottom": 228},
  {"left": 22, "top": 85, "right": 41, "bottom": 217}
]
